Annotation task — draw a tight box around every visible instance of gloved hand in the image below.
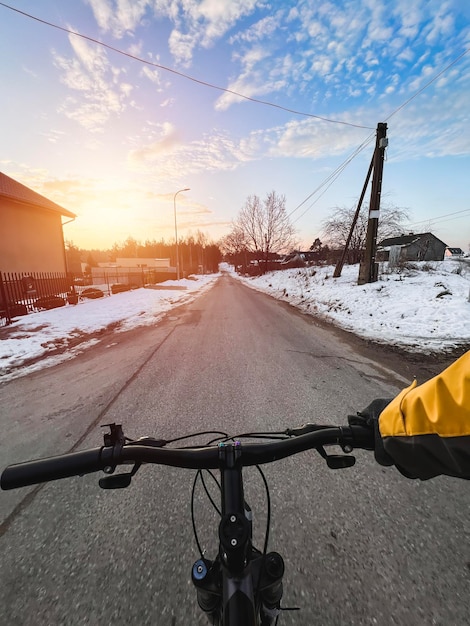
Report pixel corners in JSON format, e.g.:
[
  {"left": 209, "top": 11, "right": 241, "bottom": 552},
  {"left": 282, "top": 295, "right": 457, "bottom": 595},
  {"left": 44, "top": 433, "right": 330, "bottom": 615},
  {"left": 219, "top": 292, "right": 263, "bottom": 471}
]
[
  {"left": 350, "top": 353, "right": 470, "bottom": 480},
  {"left": 348, "top": 399, "right": 394, "bottom": 467}
]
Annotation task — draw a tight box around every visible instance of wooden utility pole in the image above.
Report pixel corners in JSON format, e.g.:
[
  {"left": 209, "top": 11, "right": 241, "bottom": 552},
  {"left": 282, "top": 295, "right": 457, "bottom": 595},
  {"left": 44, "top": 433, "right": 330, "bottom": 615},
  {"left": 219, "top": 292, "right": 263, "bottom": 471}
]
[
  {"left": 333, "top": 154, "right": 374, "bottom": 278},
  {"left": 358, "top": 122, "right": 388, "bottom": 285}
]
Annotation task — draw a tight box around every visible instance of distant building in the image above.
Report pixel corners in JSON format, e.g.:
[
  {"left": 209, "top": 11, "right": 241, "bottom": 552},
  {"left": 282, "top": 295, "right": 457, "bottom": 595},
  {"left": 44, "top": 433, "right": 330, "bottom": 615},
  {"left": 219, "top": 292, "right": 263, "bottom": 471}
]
[
  {"left": 0, "top": 171, "right": 76, "bottom": 274},
  {"left": 115, "top": 258, "right": 170, "bottom": 269},
  {"left": 445, "top": 247, "right": 464, "bottom": 258},
  {"left": 377, "top": 233, "right": 448, "bottom": 263},
  {"left": 91, "top": 257, "right": 174, "bottom": 286}
]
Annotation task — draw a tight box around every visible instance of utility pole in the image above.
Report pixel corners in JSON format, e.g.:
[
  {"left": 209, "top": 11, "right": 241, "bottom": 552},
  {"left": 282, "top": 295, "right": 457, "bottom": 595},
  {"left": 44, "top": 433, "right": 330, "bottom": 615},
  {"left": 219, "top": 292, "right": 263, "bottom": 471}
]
[
  {"left": 333, "top": 154, "right": 374, "bottom": 278},
  {"left": 173, "top": 187, "right": 190, "bottom": 280},
  {"left": 358, "top": 122, "right": 388, "bottom": 285}
]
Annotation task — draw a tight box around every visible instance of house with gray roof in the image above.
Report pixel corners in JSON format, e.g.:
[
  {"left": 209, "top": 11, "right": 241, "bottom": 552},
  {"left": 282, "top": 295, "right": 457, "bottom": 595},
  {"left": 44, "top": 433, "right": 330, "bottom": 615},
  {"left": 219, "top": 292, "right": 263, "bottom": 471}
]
[{"left": 377, "top": 232, "right": 448, "bottom": 263}]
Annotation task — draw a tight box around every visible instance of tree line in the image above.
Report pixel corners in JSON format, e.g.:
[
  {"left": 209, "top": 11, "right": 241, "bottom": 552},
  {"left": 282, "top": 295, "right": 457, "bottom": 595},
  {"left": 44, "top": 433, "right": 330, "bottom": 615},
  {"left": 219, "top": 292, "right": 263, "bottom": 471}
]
[
  {"left": 66, "top": 231, "right": 222, "bottom": 277},
  {"left": 66, "top": 193, "right": 410, "bottom": 277}
]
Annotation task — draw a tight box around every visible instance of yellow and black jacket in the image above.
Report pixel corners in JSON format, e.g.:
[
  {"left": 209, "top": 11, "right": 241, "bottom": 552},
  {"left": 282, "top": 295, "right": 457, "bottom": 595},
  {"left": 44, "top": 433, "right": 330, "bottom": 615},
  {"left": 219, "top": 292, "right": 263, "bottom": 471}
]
[{"left": 379, "top": 351, "right": 470, "bottom": 480}]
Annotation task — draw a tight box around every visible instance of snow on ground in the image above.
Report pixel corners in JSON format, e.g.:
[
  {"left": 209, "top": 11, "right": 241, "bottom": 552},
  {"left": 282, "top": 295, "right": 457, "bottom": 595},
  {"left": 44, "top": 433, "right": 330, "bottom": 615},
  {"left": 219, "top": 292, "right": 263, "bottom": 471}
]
[
  {"left": 1, "top": 261, "right": 469, "bottom": 382},
  {"left": 0, "top": 275, "right": 218, "bottom": 382},
  {"left": 236, "top": 260, "right": 470, "bottom": 354}
]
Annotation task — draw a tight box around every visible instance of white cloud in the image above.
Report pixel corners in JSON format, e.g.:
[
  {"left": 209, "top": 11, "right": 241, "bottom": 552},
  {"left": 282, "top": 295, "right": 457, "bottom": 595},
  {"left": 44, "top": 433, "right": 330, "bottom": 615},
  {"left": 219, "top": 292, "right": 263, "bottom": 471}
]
[
  {"left": 127, "top": 126, "right": 258, "bottom": 180},
  {"left": 22, "top": 65, "right": 39, "bottom": 79},
  {"left": 196, "top": 0, "right": 261, "bottom": 44},
  {"left": 396, "top": 47, "right": 415, "bottom": 65},
  {"left": 229, "top": 13, "right": 282, "bottom": 44},
  {"left": 311, "top": 56, "right": 333, "bottom": 76},
  {"left": 120, "top": 82, "right": 133, "bottom": 97},
  {"left": 85, "top": 0, "right": 150, "bottom": 37},
  {"left": 425, "top": 11, "right": 455, "bottom": 45},
  {"left": 168, "top": 29, "right": 197, "bottom": 65},
  {"left": 41, "top": 129, "right": 66, "bottom": 144},
  {"left": 52, "top": 33, "right": 132, "bottom": 131},
  {"left": 141, "top": 66, "right": 162, "bottom": 86},
  {"left": 267, "top": 118, "right": 369, "bottom": 160},
  {"left": 217, "top": 80, "right": 470, "bottom": 165},
  {"left": 37, "top": 0, "right": 470, "bottom": 174},
  {"left": 148, "top": 0, "right": 265, "bottom": 66},
  {"left": 128, "top": 122, "right": 180, "bottom": 163}
]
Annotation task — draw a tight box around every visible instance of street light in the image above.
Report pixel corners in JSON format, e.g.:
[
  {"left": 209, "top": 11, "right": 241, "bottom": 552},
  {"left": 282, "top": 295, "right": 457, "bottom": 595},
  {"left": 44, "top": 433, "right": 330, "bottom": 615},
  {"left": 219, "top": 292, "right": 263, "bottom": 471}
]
[{"left": 173, "top": 188, "right": 190, "bottom": 280}]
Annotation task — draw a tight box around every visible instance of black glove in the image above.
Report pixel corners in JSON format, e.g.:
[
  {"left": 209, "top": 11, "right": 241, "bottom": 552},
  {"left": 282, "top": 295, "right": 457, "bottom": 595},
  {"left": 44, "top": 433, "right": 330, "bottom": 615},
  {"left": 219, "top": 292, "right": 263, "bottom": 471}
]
[{"left": 348, "top": 399, "right": 394, "bottom": 467}]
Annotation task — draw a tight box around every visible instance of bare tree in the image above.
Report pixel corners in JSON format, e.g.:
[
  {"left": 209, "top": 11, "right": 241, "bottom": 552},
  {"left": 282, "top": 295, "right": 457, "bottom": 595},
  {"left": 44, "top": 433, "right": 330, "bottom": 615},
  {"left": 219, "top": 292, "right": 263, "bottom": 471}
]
[
  {"left": 231, "top": 191, "right": 297, "bottom": 273},
  {"left": 322, "top": 203, "right": 409, "bottom": 264},
  {"left": 219, "top": 226, "right": 247, "bottom": 257},
  {"left": 219, "top": 225, "right": 248, "bottom": 269}
]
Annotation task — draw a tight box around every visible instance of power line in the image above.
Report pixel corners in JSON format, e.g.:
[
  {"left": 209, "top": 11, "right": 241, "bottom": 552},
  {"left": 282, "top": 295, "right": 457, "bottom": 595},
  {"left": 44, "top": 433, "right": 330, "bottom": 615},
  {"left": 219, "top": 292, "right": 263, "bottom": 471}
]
[
  {"left": 3, "top": 1, "right": 467, "bottom": 227},
  {"left": 385, "top": 47, "right": 470, "bottom": 122},
  {"left": 288, "top": 46, "right": 470, "bottom": 223},
  {"left": 0, "top": 1, "right": 374, "bottom": 130},
  {"left": 288, "top": 132, "right": 375, "bottom": 221},
  {"left": 405, "top": 208, "right": 470, "bottom": 228}
]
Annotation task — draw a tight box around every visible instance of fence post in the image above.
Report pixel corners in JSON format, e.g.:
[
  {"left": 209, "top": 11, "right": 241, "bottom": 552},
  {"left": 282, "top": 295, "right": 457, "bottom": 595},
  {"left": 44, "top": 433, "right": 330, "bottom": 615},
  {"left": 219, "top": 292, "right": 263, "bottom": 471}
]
[{"left": 0, "top": 271, "right": 12, "bottom": 325}]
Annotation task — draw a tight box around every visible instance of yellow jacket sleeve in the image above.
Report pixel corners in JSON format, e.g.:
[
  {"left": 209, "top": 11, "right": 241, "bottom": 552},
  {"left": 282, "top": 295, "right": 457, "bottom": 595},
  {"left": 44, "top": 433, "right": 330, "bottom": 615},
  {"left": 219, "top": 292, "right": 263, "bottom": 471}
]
[{"left": 378, "top": 351, "right": 470, "bottom": 479}]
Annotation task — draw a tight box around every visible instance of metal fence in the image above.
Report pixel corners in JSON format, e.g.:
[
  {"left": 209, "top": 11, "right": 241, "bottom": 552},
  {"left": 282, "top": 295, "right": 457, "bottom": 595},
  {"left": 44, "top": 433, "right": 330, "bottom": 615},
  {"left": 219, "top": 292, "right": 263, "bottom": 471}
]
[
  {"left": 0, "top": 268, "right": 179, "bottom": 326},
  {"left": 90, "top": 267, "right": 176, "bottom": 288},
  {"left": 0, "top": 271, "right": 75, "bottom": 326}
]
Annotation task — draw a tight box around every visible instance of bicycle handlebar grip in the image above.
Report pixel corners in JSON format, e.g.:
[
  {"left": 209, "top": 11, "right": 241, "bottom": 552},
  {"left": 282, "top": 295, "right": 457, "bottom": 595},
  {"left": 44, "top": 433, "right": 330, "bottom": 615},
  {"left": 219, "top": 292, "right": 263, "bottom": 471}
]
[
  {"left": 0, "top": 448, "right": 105, "bottom": 490},
  {"left": 349, "top": 425, "right": 375, "bottom": 450}
]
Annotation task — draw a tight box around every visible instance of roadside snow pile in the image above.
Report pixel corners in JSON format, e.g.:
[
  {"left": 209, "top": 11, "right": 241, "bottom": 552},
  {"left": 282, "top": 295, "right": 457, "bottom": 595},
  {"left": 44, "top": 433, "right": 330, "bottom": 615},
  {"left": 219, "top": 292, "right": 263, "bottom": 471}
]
[
  {"left": 236, "top": 261, "right": 470, "bottom": 353},
  {"left": 0, "top": 275, "right": 218, "bottom": 380}
]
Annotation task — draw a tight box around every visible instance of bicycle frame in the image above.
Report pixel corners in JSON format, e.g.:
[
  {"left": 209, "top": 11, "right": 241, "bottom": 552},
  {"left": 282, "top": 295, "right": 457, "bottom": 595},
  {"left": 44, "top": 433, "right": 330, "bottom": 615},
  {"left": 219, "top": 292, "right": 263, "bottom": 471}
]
[{"left": 191, "top": 442, "right": 284, "bottom": 625}]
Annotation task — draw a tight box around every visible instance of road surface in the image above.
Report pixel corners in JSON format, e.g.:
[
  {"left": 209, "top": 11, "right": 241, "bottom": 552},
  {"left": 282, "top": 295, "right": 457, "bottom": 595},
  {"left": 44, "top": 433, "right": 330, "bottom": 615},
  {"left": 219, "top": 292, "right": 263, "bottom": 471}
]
[{"left": 1, "top": 274, "right": 468, "bottom": 625}]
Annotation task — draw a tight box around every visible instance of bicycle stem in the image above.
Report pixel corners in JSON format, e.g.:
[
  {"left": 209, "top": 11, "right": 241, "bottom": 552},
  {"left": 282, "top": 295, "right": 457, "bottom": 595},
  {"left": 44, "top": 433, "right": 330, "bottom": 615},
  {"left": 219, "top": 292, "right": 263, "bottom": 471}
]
[{"left": 192, "top": 441, "right": 283, "bottom": 625}]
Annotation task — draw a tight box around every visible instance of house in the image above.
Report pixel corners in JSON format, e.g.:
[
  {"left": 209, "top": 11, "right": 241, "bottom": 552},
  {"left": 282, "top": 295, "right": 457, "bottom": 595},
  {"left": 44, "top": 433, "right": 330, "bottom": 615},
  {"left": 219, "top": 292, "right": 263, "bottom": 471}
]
[
  {"left": 377, "top": 233, "right": 448, "bottom": 263},
  {"left": 445, "top": 247, "right": 464, "bottom": 258},
  {"left": 0, "top": 171, "right": 76, "bottom": 275}
]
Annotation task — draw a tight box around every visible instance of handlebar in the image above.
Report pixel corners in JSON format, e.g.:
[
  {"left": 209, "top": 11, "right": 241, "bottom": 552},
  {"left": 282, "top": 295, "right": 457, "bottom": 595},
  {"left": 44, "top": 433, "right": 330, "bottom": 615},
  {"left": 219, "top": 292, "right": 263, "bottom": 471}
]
[{"left": 1, "top": 424, "right": 374, "bottom": 491}]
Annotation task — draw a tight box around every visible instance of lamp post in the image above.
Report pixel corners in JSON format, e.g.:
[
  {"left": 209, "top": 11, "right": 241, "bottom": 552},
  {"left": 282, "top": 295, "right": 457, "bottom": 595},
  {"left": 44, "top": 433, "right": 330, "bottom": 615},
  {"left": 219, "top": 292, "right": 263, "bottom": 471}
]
[{"left": 173, "top": 188, "right": 190, "bottom": 280}]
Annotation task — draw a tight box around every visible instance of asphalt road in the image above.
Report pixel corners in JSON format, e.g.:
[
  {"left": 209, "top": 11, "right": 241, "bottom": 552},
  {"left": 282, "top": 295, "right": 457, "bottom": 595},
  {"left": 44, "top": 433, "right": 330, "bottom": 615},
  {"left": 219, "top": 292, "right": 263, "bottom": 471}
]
[{"left": 1, "top": 274, "right": 468, "bottom": 625}]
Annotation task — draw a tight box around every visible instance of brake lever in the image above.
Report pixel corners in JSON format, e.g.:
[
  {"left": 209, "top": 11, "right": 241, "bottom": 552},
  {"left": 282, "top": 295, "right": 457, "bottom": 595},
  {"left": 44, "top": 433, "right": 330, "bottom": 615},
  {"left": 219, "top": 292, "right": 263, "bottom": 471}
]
[
  {"left": 99, "top": 462, "right": 142, "bottom": 489},
  {"left": 316, "top": 445, "right": 355, "bottom": 470}
]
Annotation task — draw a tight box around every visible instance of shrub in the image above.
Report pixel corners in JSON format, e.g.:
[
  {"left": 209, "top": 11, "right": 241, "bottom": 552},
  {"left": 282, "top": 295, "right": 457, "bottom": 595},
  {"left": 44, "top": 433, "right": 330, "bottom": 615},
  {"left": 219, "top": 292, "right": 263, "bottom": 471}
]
[
  {"left": 111, "top": 283, "right": 131, "bottom": 294},
  {"left": 9, "top": 303, "right": 28, "bottom": 317},
  {"left": 35, "top": 296, "right": 66, "bottom": 310},
  {"left": 81, "top": 288, "right": 104, "bottom": 299}
]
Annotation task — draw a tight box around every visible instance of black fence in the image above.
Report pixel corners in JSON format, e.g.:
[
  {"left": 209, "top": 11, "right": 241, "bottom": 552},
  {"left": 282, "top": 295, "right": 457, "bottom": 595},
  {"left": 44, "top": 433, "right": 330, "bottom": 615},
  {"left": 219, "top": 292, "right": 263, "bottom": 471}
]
[
  {"left": 0, "top": 268, "right": 180, "bottom": 326},
  {"left": 0, "top": 271, "right": 77, "bottom": 326},
  {"left": 90, "top": 268, "right": 176, "bottom": 288}
]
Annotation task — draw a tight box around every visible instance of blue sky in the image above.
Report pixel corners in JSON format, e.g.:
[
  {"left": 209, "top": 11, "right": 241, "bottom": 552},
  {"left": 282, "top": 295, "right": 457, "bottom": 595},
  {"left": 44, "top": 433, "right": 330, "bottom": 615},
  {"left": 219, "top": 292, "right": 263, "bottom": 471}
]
[{"left": 1, "top": 0, "right": 469, "bottom": 251}]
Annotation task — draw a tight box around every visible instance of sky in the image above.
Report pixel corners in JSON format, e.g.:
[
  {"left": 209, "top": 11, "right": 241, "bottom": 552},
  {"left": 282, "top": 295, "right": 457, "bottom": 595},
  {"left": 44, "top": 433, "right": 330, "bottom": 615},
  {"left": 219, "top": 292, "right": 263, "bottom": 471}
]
[
  {"left": 0, "top": 0, "right": 469, "bottom": 252},
  {"left": 1, "top": 260, "right": 469, "bottom": 383}
]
